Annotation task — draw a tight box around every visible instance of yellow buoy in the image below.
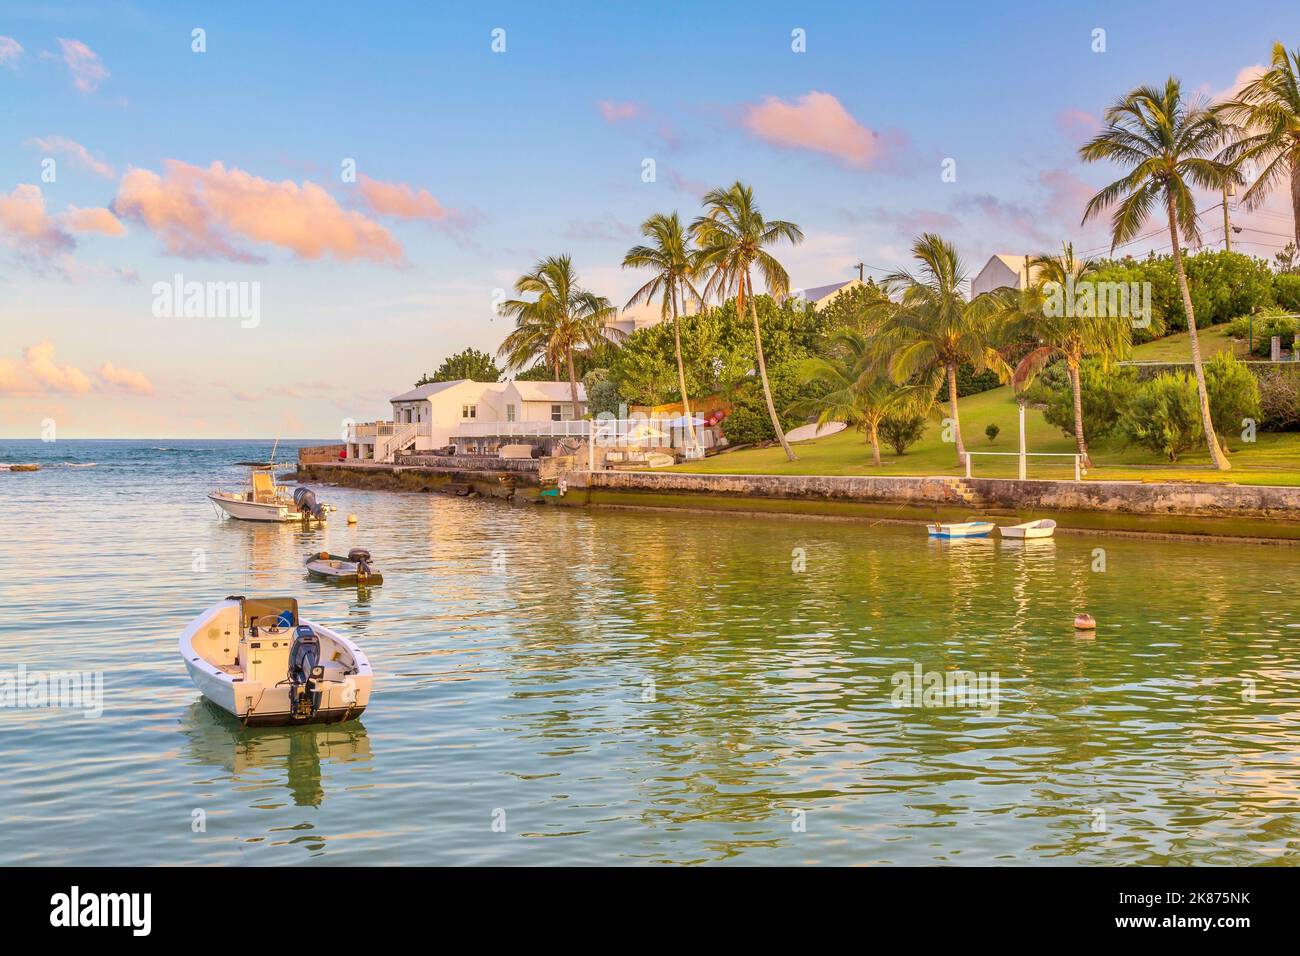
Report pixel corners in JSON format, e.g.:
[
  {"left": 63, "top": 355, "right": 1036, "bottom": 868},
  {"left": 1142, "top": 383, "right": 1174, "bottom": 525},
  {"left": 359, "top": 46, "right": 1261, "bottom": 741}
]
[{"left": 347, "top": 513, "right": 357, "bottom": 525}]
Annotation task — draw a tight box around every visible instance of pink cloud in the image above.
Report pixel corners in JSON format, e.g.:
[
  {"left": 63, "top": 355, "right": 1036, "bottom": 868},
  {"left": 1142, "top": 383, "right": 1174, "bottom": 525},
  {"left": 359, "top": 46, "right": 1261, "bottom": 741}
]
[
  {"left": 1213, "top": 64, "right": 1266, "bottom": 104},
  {"left": 0, "top": 36, "right": 22, "bottom": 67},
  {"left": 0, "top": 184, "right": 76, "bottom": 260},
  {"left": 98, "top": 361, "right": 154, "bottom": 395},
  {"left": 63, "top": 205, "right": 125, "bottom": 236},
  {"left": 25, "top": 136, "right": 115, "bottom": 178},
  {"left": 1055, "top": 109, "right": 1101, "bottom": 145},
  {"left": 356, "top": 174, "right": 465, "bottom": 228},
  {"left": 55, "top": 38, "right": 108, "bottom": 93},
  {"left": 1039, "top": 168, "right": 1097, "bottom": 224},
  {"left": 843, "top": 205, "right": 960, "bottom": 232},
  {"left": 0, "top": 341, "right": 92, "bottom": 396},
  {"left": 597, "top": 100, "right": 642, "bottom": 123},
  {"left": 114, "top": 160, "right": 403, "bottom": 264},
  {"left": 741, "top": 91, "right": 900, "bottom": 171}
]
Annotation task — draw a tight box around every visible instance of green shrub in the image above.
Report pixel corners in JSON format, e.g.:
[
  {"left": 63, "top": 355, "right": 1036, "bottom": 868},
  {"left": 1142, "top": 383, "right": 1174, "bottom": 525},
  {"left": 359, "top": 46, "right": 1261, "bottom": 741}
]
[
  {"left": 720, "top": 363, "right": 806, "bottom": 445},
  {"left": 879, "top": 413, "right": 927, "bottom": 455},
  {"left": 1042, "top": 363, "right": 1139, "bottom": 442},
  {"left": 1120, "top": 372, "right": 1203, "bottom": 461},
  {"left": 1274, "top": 273, "right": 1300, "bottom": 312},
  {"left": 1204, "top": 352, "right": 1260, "bottom": 450},
  {"left": 936, "top": 364, "right": 1002, "bottom": 402},
  {"left": 984, "top": 423, "right": 1000, "bottom": 443}
]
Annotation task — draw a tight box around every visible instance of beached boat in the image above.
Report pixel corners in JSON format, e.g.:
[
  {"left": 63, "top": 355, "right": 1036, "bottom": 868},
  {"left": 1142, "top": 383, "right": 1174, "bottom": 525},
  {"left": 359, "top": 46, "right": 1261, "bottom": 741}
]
[
  {"left": 928, "top": 520, "right": 996, "bottom": 539},
  {"left": 180, "top": 595, "right": 372, "bottom": 726},
  {"left": 304, "top": 549, "right": 383, "bottom": 585},
  {"left": 998, "top": 518, "right": 1057, "bottom": 539},
  {"left": 208, "top": 462, "right": 330, "bottom": 523}
]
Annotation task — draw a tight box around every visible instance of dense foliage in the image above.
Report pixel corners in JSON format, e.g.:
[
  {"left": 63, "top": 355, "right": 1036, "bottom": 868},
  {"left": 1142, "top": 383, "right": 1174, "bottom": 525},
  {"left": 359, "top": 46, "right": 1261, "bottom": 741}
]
[{"left": 416, "top": 347, "right": 500, "bottom": 385}]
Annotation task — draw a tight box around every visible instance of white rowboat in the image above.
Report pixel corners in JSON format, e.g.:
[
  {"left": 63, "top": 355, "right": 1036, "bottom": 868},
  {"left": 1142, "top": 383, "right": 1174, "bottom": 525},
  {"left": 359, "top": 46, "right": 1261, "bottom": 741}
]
[
  {"left": 998, "top": 519, "right": 1057, "bottom": 539},
  {"left": 928, "top": 520, "right": 995, "bottom": 539}
]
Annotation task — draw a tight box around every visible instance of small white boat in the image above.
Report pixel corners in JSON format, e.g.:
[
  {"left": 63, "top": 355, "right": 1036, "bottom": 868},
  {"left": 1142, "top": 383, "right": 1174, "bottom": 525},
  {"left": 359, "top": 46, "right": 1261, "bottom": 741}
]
[
  {"left": 304, "top": 549, "right": 383, "bottom": 585},
  {"left": 180, "top": 596, "right": 372, "bottom": 726},
  {"left": 998, "top": 519, "right": 1057, "bottom": 539},
  {"left": 928, "top": 520, "right": 995, "bottom": 539},
  {"left": 209, "top": 462, "right": 330, "bottom": 523}
]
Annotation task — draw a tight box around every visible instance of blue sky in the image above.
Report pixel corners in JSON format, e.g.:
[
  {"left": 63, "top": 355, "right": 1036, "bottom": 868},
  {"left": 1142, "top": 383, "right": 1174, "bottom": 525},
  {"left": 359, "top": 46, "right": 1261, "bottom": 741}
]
[{"left": 1, "top": 1, "right": 1298, "bottom": 437}]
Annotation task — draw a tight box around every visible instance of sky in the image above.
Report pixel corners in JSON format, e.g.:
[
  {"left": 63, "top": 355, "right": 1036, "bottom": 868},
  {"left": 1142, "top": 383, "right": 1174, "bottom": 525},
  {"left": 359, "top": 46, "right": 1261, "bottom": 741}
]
[{"left": 2, "top": 0, "right": 1299, "bottom": 438}]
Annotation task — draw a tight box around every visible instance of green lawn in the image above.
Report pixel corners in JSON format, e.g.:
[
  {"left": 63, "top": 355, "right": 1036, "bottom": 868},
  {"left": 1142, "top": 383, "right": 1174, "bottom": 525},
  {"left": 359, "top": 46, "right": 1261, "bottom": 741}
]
[{"left": 672, "top": 326, "right": 1300, "bottom": 487}]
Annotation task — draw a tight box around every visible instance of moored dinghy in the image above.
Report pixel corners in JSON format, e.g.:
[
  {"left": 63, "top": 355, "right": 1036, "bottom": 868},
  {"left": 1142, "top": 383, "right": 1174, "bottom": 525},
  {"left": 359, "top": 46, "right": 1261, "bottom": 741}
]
[
  {"left": 304, "top": 548, "right": 383, "bottom": 585},
  {"left": 928, "top": 520, "right": 995, "bottom": 539},
  {"left": 180, "top": 596, "right": 372, "bottom": 726},
  {"left": 998, "top": 518, "right": 1057, "bottom": 539}
]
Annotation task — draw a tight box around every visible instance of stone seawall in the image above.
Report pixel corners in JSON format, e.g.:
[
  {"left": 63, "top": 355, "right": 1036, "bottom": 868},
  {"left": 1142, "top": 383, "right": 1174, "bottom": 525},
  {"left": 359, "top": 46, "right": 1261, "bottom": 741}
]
[
  {"left": 297, "top": 462, "right": 538, "bottom": 499},
  {"left": 566, "top": 470, "right": 1300, "bottom": 540}
]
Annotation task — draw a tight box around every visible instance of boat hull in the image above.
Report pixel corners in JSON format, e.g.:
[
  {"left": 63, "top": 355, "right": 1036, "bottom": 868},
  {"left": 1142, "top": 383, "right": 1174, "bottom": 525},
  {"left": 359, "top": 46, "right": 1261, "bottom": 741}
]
[
  {"left": 305, "top": 555, "right": 383, "bottom": 585},
  {"left": 929, "top": 521, "right": 995, "bottom": 539},
  {"left": 999, "top": 520, "right": 1057, "bottom": 539},
  {"left": 180, "top": 600, "right": 372, "bottom": 726},
  {"left": 209, "top": 493, "right": 301, "bottom": 522}
]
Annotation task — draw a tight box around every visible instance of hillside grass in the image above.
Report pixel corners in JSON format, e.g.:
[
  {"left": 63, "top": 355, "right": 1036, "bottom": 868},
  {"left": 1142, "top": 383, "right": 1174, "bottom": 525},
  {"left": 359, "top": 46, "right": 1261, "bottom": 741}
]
[{"left": 671, "top": 324, "right": 1300, "bottom": 486}]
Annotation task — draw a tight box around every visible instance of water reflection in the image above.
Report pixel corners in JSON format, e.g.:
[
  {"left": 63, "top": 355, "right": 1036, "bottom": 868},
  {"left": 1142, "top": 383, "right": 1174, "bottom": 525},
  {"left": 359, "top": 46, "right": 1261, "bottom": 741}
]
[{"left": 180, "top": 701, "right": 372, "bottom": 809}]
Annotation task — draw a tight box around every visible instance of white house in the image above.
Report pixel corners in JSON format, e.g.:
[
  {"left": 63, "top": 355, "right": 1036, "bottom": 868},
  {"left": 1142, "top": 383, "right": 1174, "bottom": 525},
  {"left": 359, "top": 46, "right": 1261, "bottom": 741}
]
[
  {"left": 970, "top": 254, "right": 1043, "bottom": 297},
  {"left": 346, "top": 379, "right": 587, "bottom": 461}
]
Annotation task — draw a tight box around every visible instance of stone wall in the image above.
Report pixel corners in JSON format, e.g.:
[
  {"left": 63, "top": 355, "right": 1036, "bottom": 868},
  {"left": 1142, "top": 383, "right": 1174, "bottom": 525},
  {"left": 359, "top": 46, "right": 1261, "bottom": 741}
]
[
  {"left": 570, "top": 469, "right": 1300, "bottom": 519},
  {"left": 298, "top": 444, "right": 345, "bottom": 463}
]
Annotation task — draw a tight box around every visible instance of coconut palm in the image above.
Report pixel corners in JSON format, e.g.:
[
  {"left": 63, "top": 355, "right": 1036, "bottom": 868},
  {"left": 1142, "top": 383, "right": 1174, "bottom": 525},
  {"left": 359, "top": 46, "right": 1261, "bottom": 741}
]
[
  {"left": 792, "top": 328, "right": 925, "bottom": 466},
  {"left": 871, "top": 233, "right": 1010, "bottom": 466},
  {"left": 498, "top": 255, "right": 618, "bottom": 412},
  {"left": 1218, "top": 43, "right": 1300, "bottom": 247},
  {"left": 623, "top": 212, "right": 701, "bottom": 447},
  {"left": 691, "top": 181, "right": 804, "bottom": 462},
  {"left": 1002, "top": 243, "right": 1130, "bottom": 467},
  {"left": 1079, "top": 78, "right": 1236, "bottom": 469}
]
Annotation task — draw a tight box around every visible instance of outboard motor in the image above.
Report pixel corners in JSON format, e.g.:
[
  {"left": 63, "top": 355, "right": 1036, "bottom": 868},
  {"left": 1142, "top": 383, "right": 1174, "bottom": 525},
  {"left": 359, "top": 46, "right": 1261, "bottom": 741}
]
[
  {"left": 293, "top": 486, "right": 326, "bottom": 520},
  {"left": 288, "top": 624, "right": 323, "bottom": 718},
  {"left": 347, "top": 548, "right": 373, "bottom": 580}
]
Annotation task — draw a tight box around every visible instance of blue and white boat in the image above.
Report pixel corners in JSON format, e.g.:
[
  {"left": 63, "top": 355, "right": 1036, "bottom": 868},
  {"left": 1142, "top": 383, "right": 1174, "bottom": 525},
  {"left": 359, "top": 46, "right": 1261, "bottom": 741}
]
[{"left": 928, "top": 520, "right": 996, "bottom": 539}]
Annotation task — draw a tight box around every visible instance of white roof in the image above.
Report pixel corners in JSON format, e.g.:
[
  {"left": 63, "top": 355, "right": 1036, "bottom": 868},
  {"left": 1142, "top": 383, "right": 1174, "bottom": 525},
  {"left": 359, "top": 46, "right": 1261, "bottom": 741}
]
[
  {"left": 389, "top": 379, "right": 470, "bottom": 403},
  {"left": 511, "top": 380, "right": 586, "bottom": 402}
]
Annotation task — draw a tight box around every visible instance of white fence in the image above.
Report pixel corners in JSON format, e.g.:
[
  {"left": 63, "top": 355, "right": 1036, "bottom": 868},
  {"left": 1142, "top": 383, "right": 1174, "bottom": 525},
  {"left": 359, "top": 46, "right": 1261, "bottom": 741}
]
[{"left": 964, "top": 451, "right": 1084, "bottom": 481}]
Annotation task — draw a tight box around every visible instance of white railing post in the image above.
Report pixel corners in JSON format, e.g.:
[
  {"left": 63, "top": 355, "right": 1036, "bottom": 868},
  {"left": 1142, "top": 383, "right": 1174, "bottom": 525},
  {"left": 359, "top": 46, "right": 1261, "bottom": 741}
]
[
  {"left": 964, "top": 453, "right": 971, "bottom": 478},
  {"left": 1074, "top": 455, "right": 1081, "bottom": 482}
]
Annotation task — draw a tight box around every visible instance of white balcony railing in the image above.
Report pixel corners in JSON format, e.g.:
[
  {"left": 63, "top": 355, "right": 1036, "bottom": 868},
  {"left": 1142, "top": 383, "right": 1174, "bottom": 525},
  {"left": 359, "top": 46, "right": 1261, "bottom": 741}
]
[{"left": 455, "top": 420, "right": 592, "bottom": 438}]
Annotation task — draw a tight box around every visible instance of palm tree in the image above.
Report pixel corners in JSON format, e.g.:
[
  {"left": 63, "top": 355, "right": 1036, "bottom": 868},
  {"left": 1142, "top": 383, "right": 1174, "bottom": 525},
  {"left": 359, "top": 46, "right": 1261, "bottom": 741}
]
[
  {"left": 871, "top": 233, "right": 1010, "bottom": 466},
  {"left": 792, "top": 328, "right": 924, "bottom": 466},
  {"left": 623, "top": 213, "right": 701, "bottom": 447},
  {"left": 1002, "top": 244, "right": 1130, "bottom": 467},
  {"left": 1218, "top": 43, "right": 1300, "bottom": 247},
  {"left": 691, "top": 181, "right": 804, "bottom": 462},
  {"left": 1079, "top": 78, "right": 1236, "bottom": 470},
  {"left": 498, "top": 254, "right": 618, "bottom": 413}
]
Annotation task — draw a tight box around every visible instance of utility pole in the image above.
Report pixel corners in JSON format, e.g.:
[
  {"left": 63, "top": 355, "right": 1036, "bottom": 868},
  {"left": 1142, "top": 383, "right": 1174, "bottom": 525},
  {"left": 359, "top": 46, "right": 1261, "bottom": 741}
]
[
  {"left": 1223, "top": 184, "right": 1234, "bottom": 252},
  {"left": 852, "top": 262, "right": 865, "bottom": 282}
]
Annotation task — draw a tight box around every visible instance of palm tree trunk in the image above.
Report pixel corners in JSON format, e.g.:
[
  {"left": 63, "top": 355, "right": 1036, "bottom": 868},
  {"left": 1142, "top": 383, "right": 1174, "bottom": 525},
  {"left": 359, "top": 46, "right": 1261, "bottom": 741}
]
[
  {"left": 868, "top": 420, "right": 882, "bottom": 467},
  {"left": 1166, "top": 197, "right": 1230, "bottom": 470},
  {"left": 747, "top": 276, "right": 796, "bottom": 461},
  {"left": 1068, "top": 361, "right": 1090, "bottom": 468},
  {"left": 670, "top": 284, "right": 698, "bottom": 449},
  {"left": 1291, "top": 153, "right": 1300, "bottom": 249},
  {"left": 566, "top": 347, "right": 581, "bottom": 415},
  {"left": 946, "top": 363, "right": 966, "bottom": 466}
]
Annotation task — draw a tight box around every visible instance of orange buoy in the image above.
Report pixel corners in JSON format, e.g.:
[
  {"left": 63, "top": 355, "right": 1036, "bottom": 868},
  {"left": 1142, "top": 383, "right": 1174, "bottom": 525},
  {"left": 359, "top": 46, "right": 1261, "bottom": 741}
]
[
  {"left": 347, "top": 513, "right": 357, "bottom": 524},
  {"left": 1074, "top": 612, "right": 1096, "bottom": 631}
]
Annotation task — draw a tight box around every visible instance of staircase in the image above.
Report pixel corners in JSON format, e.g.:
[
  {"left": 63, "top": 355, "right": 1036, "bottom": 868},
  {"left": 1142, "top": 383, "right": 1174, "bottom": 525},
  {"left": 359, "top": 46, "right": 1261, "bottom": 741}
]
[
  {"left": 949, "top": 478, "right": 980, "bottom": 506},
  {"left": 376, "top": 423, "right": 418, "bottom": 463}
]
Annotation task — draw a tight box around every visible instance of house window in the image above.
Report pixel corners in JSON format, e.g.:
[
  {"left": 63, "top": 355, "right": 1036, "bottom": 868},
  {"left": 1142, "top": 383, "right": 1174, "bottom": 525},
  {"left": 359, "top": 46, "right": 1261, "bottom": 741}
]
[
  {"left": 551, "top": 404, "right": 562, "bottom": 422},
  {"left": 507, "top": 404, "right": 516, "bottom": 422},
  {"left": 462, "top": 404, "right": 476, "bottom": 419}
]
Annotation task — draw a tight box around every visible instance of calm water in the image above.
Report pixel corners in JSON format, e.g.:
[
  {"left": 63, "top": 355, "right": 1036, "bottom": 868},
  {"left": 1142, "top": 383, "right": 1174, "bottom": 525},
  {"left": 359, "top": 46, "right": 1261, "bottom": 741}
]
[{"left": 2, "top": 439, "right": 1299, "bottom": 866}]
